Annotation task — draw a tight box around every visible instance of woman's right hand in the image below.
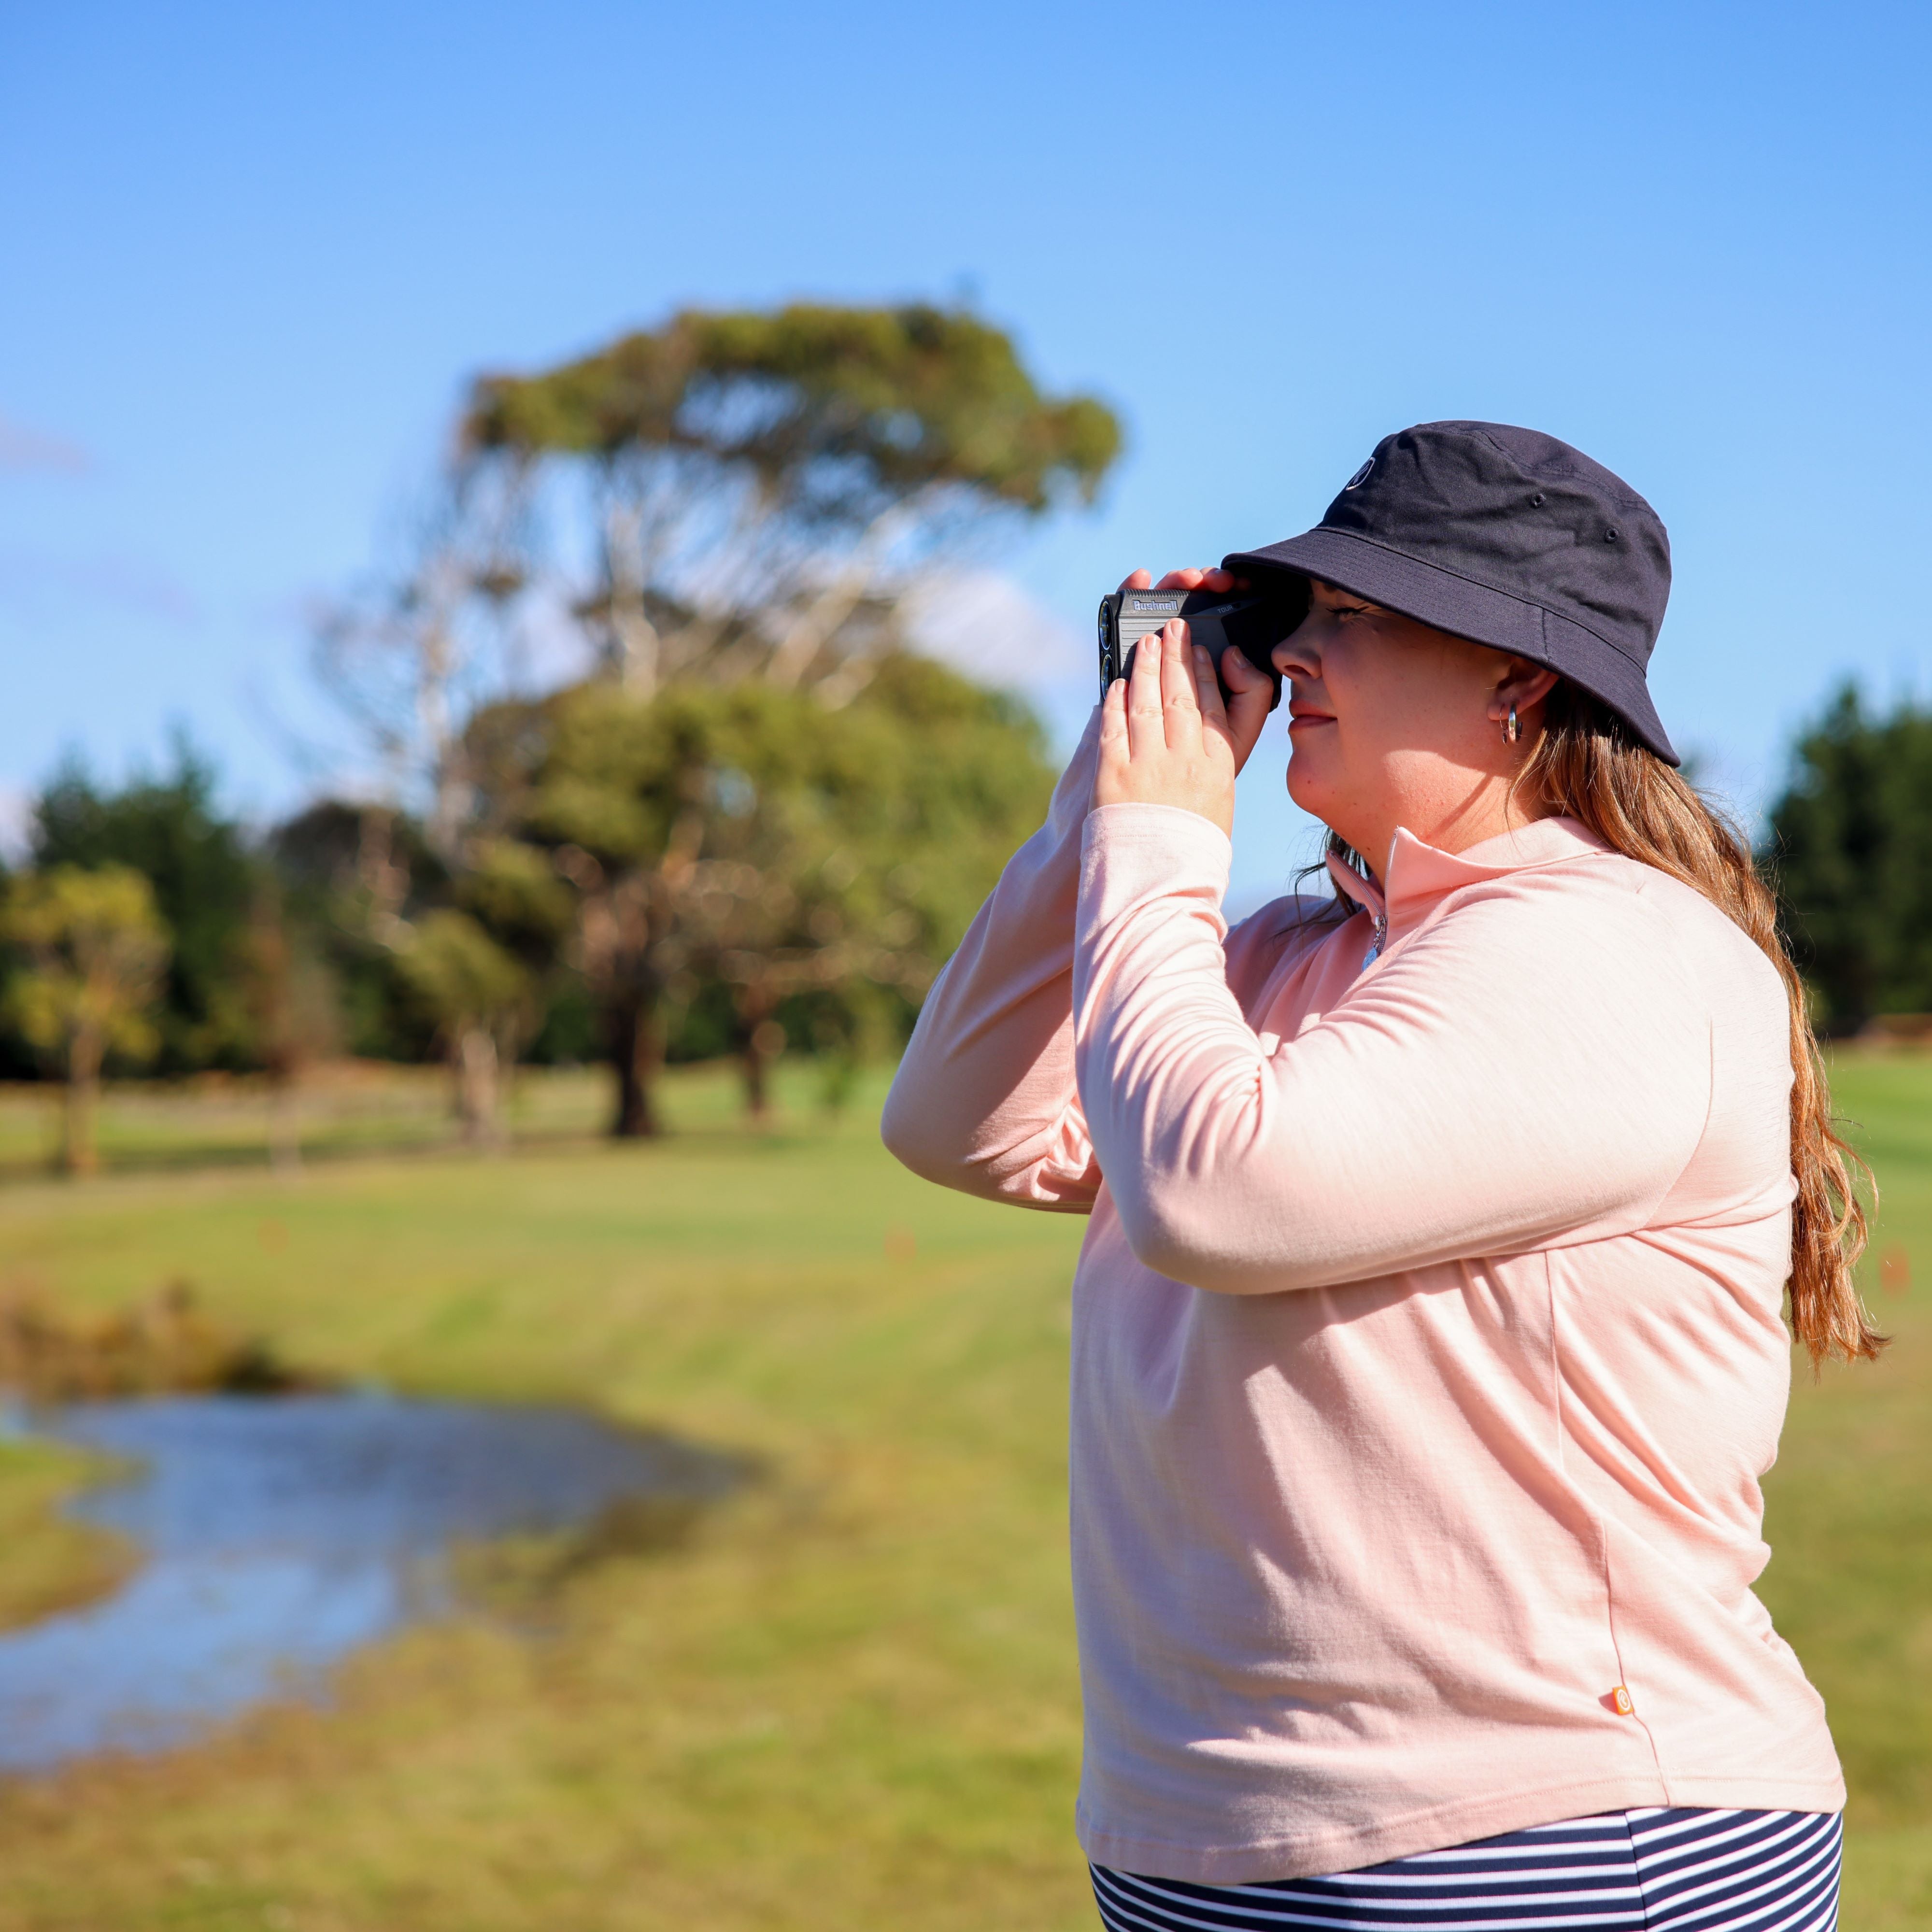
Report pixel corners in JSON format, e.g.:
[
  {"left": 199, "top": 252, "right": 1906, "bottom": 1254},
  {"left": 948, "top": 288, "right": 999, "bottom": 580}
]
[{"left": 1116, "top": 568, "right": 1275, "bottom": 778}]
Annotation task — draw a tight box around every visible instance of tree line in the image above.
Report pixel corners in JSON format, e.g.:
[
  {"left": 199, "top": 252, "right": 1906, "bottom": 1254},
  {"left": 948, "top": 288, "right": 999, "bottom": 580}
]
[
  {"left": 2, "top": 301, "right": 1922, "bottom": 1173},
  {"left": 0, "top": 661, "right": 1058, "bottom": 1173},
  {"left": 13, "top": 668, "right": 1924, "bottom": 1175}
]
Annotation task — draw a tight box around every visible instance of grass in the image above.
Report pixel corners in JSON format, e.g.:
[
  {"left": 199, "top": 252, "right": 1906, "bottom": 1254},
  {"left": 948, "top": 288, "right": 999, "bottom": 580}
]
[
  {"left": 1756, "top": 1052, "right": 1932, "bottom": 1930},
  {"left": 0, "top": 1062, "right": 1093, "bottom": 1932},
  {"left": 0, "top": 1063, "right": 620, "bottom": 1181},
  {"left": 0, "top": 1052, "right": 1918, "bottom": 1929},
  {"left": 0, "top": 1437, "right": 135, "bottom": 1633}
]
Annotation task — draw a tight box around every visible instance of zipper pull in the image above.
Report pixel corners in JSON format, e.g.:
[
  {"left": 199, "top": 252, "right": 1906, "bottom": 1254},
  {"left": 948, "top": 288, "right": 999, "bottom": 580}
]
[{"left": 1362, "top": 910, "right": 1387, "bottom": 970}]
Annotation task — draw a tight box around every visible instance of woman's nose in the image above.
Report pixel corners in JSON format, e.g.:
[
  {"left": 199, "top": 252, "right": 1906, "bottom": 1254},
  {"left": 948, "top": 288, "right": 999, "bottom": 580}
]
[{"left": 1272, "top": 619, "right": 1319, "bottom": 680}]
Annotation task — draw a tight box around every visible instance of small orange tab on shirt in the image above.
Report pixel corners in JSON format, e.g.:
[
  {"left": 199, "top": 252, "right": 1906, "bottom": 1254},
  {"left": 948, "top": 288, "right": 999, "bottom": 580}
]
[{"left": 1609, "top": 1685, "right": 1636, "bottom": 1717}]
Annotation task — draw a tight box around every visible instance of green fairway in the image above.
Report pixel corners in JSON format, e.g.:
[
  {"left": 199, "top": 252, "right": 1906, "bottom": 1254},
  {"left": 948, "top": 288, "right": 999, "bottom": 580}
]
[
  {"left": 0, "top": 1054, "right": 1921, "bottom": 1929},
  {"left": 1757, "top": 1053, "right": 1932, "bottom": 1930}
]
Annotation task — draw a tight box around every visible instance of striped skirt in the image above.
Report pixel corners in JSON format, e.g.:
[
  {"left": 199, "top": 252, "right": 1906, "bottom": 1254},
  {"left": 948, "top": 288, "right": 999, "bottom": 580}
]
[{"left": 1090, "top": 1806, "right": 1841, "bottom": 1930}]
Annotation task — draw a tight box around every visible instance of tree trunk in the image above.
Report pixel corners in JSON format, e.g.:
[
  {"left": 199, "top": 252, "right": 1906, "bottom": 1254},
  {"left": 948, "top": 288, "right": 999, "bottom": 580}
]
[
  {"left": 62, "top": 1026, "right": 103, "bottom": 1179},
  {"left": 738, "top": 985, "right": 784, "bottom": 1123},
  {"left": 355, "top": 806, "right": 411, "bottom": 945},
  {"left": 603, "top": 501, "right": 661, "bottom": 698},
  {"left": 765, "top": 497, "right": 919, "bottom": 689},
  {"left": 605, "top": 989, "right": 663, "bottom": 1138},
  {"left": 453, "top": 1023, "right": 504, "bottom": 1148},
  {"left": 743, "top": 1033, "right": 771, "bottom": 1121}
]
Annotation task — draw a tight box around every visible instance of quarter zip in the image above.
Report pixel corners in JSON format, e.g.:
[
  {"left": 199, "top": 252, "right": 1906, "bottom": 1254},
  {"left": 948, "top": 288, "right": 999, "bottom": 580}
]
[
  {"left": 1364, "top": 836, "right": 1399, "bottom": 967},
  {"left": 1324, "top": 850, "right": 1391, "bottom": 975},
  {"left": 1363, "top": 909, "right": 1388, "bottom": 970}
]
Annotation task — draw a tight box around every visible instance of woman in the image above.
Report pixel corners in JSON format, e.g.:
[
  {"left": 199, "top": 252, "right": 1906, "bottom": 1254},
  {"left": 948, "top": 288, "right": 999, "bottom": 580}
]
[{"left": 881, "top": 422, "right": 1878, "bottom": 1931}]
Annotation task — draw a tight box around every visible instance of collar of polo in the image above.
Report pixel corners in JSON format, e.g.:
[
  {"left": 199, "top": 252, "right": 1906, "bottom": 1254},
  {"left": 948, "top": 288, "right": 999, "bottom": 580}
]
[{"left": 1323, "top": 815, "right": 1610, "bottom": 951}]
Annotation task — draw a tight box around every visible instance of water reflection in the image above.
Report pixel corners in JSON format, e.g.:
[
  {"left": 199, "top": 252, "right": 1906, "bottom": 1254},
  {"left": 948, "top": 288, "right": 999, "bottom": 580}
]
[{"left": 0, "top": 1393, "right": 740, "bottom": 1771}]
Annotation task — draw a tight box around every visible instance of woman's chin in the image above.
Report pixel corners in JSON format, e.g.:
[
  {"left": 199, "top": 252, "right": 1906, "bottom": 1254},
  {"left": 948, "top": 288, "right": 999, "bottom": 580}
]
[{"left": 1284, "top": 755, "right": 1333, "bottom": 820}]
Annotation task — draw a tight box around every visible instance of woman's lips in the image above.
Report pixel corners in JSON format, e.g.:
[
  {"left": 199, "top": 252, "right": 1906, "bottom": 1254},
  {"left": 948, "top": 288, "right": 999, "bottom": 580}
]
[{"left": 1287, "top": 710, "right": 1335, "bottom": 731}]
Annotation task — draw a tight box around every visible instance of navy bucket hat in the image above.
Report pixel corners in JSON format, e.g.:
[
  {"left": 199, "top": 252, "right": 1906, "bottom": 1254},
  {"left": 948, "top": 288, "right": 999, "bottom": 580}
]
[{"left": 1223, "top": 421, "right": 1678, "bottom": 765}]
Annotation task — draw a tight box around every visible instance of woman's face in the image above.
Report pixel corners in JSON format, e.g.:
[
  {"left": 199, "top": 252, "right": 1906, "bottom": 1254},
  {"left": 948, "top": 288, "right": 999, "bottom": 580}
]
[{"left": 1272, "top": 579, "right": 1553, "bottom": 866}]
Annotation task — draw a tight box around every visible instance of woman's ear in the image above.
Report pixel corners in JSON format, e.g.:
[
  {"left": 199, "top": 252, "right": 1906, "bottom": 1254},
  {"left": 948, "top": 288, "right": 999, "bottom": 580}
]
[{"left": 1491, "top": 658, "right": 1560, "bottom": 725}]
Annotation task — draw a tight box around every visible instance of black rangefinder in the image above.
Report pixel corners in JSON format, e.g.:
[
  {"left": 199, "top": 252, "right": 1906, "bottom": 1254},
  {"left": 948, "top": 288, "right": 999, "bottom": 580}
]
[{"left": 1097, "top": 583, "right": 1304, "bottom": 709}]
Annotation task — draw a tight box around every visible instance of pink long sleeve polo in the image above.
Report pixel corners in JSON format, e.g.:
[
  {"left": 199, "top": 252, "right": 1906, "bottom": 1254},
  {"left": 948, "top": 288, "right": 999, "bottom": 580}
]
[{"left": 881, "top": 716, "right": 1843, "bottom": 1883}]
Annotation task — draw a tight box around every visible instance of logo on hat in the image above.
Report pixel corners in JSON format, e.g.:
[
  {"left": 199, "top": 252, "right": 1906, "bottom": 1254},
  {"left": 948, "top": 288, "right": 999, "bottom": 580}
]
[{"left": 1344, "top": 459, "right": 1375, "bottom": 491}]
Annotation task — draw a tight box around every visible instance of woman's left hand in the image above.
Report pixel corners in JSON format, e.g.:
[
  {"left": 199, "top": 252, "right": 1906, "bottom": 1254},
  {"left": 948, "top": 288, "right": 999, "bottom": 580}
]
[{"left": 1093, "top": 611, "right": 1247, "bottom": 839}]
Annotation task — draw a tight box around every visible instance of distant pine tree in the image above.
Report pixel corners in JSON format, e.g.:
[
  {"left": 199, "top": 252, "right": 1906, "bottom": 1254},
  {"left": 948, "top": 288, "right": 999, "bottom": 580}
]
[
  {"left": 30, "top": 736, "right": 258, "bottom": 1073},
  {"left": 1763, "top": 684, "right": 1932, "bottom": 1030}
]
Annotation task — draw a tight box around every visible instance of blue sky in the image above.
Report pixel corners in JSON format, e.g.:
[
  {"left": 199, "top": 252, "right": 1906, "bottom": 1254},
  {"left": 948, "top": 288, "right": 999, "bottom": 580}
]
[{"left": 3, "top": 0, "right": 1928, "bottom": 903}]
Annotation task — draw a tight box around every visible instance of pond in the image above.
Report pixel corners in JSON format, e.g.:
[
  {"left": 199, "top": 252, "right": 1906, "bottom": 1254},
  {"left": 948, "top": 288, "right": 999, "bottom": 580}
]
[{"left": 0, "top": 1392, "right": 743, "bottom": 1773}]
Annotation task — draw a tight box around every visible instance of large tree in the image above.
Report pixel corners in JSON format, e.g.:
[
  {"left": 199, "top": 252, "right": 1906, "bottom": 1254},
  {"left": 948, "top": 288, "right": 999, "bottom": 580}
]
[
  {"left": 312, "top": 301, "right": 1117, "bottom": 1132},
  {"left": 1764, "top": 684, "right": 1932, "bottom": 1029},
  {"left": 461, "top": 302, "right": 1121, "bottom": 699},
  {"left": 494, "top": 653, "right": 1055, "bottom": 1136}
]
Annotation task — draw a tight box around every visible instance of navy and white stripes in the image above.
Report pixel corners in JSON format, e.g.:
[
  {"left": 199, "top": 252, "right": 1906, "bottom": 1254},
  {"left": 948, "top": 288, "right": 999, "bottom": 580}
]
[{"left": 1091, "top": 1806, "right": 1841, "bottom": 1931}]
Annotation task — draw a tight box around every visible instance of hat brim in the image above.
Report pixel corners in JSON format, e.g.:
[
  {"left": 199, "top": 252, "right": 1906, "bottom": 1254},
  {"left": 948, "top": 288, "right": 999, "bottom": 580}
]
[{"left": 1222, "top": 528, "right": 1679, "bottom": 767}]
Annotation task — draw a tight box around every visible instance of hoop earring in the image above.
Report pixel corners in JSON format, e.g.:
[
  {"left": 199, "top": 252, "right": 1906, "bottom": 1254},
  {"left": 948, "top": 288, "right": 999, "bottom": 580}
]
[{"left": 1503, "top": 702, "right": 1520, "bottom": 745}]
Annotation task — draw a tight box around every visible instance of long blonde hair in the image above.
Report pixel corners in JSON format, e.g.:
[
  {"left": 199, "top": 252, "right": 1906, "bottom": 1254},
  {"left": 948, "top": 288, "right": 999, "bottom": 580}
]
[{"left": 1326, "top": 681, "right": 1884, "bottom": 1367}]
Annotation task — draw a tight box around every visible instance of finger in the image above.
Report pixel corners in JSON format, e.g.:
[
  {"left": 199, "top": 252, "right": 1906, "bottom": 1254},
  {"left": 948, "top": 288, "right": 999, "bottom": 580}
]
[
  {"left": 1152, "top": 567, "right": 1238, "bottom": 594},
  {"left": 1092, "top": 675, "right": 1129, "bottom": 809},
  {"left": 1161, "top": 620, "right": 1203, "bottom": 750},
  {"left": 1192, "top": 642, "right": 1233, "bottom": 743},
  {"left": 1115, "top": 568, "right": 1152, "bottom": 594},
  {"left": 1097, "top": 667, "right": 1130, "bottom": 763},
  {"left": 1125, "top": 622, "right": 1166, "bottom": 761}
]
